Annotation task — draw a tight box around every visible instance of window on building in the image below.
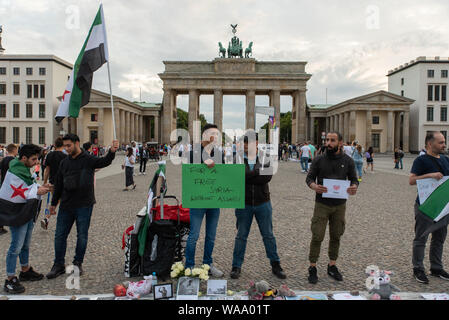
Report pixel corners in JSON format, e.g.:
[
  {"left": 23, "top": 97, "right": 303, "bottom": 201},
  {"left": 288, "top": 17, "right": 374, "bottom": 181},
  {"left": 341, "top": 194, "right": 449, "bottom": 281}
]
[
  {"left": 13, "top": 103, "right": 20, "bottom": 118},
  {"left": 40, "top": 84, "right": 45, "bottom": 98},
  {"left": 427, "top": 107, "right": 434, "bottom": 122},
  {"left": 401, "top": 78, "right": 404, "bottom": 85},
  {"left": 435, "top": 85, "right": 440, "bottom": 101},
  {"left": 428, "top": 85, "right": 434, "bottom": 101},
  {"left": 39, "top": 104, "right": 45, "bottom": 118},
  {"left": 428, "top": 70, "right": 435, "bottom": 78},
  {"left": 39, "top": 127, "right": 45, "bottom": 145},
  {"left": 0, "top": 83, "right": 6, "bottom": 95},
  {"left": 25, "top": 127, "right": 32, "bottom": 144},
  {"left": 0, "top": 104, "right": 5, "bottom": 117},
  {"left": 26, "top": 68, "right": 33, "bottom": 75},
  {"left": 39, "top": 68, "right": 46, "bottom": 76},
  {"left": 26, "top": 103, "right": 33, "bottom": 118},
  {"left": 442, "top": 85, "right": 447, "bottom": 102},
  {"left": 442, "top": 70, "right": 448, "bottom": 78},
  {"left": 33, "top": 84, "right": 38, "bottom": 98},
  {"left": 27, "top": 84, "right": 32, "bottom": 98},
  {"left": 13, "top": 83, "right": 20, "bottom": 95},
  {"left": 91, "top": 113, "right": 98, "bottom": 122},
  {"left": 372, "top": 133, "right": 380, "bottom": 149},
  {"left": 12, "top": 127, "right": 20, "bottom": 144},
  {"left": 441, "top": 107, "right": 448, "bottom": 122},
  {"left": 372, "top": 116, "right": 380, "bottom": 125},
  {"left": 0, "top": 127, "right": 5, "bottom": 144},
  {"left": 0, "top": 67, "right": 6, "bottom": 75},
  {"left": 13, "top": 67, "right": 20, "bottom": 75},
  {"left": 401, "top": 90, "right": 404, "bottom": 97}
]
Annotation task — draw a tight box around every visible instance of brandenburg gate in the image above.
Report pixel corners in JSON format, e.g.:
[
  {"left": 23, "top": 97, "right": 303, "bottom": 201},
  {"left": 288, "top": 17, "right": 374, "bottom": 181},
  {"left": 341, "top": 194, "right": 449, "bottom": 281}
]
[{"left": 158, "top": 26, "right": 311, "bottom": 144}]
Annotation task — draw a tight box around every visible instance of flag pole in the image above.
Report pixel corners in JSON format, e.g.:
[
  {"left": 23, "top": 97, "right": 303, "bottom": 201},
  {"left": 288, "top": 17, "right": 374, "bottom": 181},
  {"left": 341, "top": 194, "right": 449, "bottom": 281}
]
[{"left": 107, "top": 61, "right": 117, "bottom": 140}]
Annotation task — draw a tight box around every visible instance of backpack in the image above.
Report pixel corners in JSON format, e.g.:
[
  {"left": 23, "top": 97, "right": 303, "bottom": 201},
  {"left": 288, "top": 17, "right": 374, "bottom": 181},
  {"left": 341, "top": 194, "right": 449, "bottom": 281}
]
[{"left": 365, "top": 151, "right": 370, "bottom": 159}]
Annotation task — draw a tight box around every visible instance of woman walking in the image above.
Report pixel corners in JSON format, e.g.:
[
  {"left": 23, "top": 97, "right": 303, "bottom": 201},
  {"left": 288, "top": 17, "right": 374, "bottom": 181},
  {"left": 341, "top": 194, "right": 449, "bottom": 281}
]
[
  {"left": 365, "top": 146, "right": 374, "bottom": 173},
  {"left": 353, "top": 144, "right": 364, "bottom": 182},
  {"left": 123, "top": 147, "right": 136, "bottom": 191}
]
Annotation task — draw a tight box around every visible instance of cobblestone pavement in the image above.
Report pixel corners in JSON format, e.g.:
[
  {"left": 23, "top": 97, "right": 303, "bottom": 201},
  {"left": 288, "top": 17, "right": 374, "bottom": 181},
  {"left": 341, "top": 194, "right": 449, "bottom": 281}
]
[{"left": 1, "top": 153, "right": 449, "bottom": 297}]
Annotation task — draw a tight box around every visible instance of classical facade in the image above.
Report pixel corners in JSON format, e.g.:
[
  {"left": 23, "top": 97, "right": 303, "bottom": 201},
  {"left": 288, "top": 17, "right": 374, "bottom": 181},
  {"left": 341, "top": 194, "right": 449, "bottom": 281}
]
[
  {"left": 158, "top": 58, "right": 311, "bottom": 144},
  {"left": 388, "top": 56, "right": 449, "bottom": 152},
  {"left": 306, "top": 91, "right": 413, "bottom": 153},
  {"left": 59, "top": 89, "right": 161, "bottom": 146}
]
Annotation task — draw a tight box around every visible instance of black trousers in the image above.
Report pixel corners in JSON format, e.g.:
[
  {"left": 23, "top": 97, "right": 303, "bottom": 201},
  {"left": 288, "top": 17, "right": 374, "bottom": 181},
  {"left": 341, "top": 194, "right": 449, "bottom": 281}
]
[{"left": 139, "top": 159, "right": 148, "bottom": 173}]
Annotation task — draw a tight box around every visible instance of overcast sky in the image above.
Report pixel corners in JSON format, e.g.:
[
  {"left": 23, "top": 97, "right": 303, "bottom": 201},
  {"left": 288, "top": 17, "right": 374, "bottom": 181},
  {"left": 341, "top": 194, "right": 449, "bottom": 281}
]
[{"left": 2, "top": 0, "right": 449, "bottom": 130}]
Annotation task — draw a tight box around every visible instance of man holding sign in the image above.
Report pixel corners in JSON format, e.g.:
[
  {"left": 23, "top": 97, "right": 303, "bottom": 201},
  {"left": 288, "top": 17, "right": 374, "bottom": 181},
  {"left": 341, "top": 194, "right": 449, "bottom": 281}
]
[
  {"left": 305, "top": 132, "right": 358, "bottom": 284},
  {"left": 409, "top": 131, "right": 449, "bottom": 284}
]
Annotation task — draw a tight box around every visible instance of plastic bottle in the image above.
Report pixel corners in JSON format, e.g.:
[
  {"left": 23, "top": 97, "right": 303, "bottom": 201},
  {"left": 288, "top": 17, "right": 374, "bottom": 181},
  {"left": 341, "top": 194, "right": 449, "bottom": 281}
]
[{"left": 152, "top": 272, "right": 157, "bottom": 286}]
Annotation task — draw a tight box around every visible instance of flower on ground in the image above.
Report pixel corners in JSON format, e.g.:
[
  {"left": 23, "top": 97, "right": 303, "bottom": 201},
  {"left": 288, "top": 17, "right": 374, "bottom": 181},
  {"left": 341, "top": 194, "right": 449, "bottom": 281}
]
[
  {"left": 201, "top": 264, "right": 210, "bottom": 271},
  {"left": 184, "top": 268, "right": 192, "bottom": 276}
]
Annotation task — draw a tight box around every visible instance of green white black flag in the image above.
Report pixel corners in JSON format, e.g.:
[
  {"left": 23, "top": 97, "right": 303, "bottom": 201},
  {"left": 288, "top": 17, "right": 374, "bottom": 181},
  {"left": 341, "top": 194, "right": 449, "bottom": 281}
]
[{"left": 55, "top": 4, "right": 109, "bottom": 123}]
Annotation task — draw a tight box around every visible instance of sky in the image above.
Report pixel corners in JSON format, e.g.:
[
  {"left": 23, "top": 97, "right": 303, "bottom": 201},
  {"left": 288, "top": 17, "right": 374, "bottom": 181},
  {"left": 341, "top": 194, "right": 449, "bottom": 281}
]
[{"left": 1, "top": 0, "right": 449, "bottom": 130}]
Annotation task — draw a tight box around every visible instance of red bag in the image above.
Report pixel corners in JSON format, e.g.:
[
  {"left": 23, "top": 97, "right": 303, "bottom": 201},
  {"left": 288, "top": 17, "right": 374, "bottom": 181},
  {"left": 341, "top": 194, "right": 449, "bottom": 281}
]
[{"left": 152, "top": 205, "right": 190, "bottom": 223}]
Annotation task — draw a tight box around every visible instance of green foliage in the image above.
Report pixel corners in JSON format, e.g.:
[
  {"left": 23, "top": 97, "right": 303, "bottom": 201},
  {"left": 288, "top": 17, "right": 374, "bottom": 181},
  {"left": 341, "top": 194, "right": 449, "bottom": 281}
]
[
  {"left": 176, "top": 108, "right": 208, "bottom": 132},
  {"left": 261, "top": 112, "right": 292, "bottom": 143}
]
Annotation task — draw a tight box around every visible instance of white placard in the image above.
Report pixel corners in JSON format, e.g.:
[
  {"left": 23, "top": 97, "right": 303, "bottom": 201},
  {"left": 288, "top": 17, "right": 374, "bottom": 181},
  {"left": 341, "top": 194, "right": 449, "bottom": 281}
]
[
  {"left": 416, "top": 176, "right": 449, "bottom": 205},
  {"left": 322, "top": 179, "right": 350, "bottom": 199},
  {"left": 207, "top": 280, "right": 227, "bottom": 296},
  {"left": 421, "top": 293, "right": 449, "bottom": 300},
  {"left": 176, "top": 277, "right": 200, "bottom": 300}
]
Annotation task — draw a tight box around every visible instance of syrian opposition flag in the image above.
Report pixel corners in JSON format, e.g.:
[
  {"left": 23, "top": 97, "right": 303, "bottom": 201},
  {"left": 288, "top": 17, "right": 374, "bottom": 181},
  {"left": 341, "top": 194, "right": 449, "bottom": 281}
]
[
  {"left": 55, "top": 4, "right": 109, "bottom": 122},
  {"left": 418, "top": 179, "right": 449, "bottom": 238},
  {"left": 0, "top": 159, "right": 40, "bottom": 227}
]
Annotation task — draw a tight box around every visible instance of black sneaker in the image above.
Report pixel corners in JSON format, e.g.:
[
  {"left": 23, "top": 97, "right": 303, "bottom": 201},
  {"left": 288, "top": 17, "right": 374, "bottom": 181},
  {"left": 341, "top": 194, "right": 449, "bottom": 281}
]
[
  {"left": 4, "top": 277, "right": 25, "bottom": 294},
  {"left": 0, "top": 227, "right": 7, "bottom": 235},
  {"left": 271, "top": 262, "right": 287, "bottom": 279},
  {"left": 19, "top": 267, "right": 44, "bottom": 282},
  {"left": 230, "top": 267, "right": 241, "bottom": 279},
  {"left": 308, "top": 266, "right": 318, "bottom": 284},
  {"left": 430, "top": 269, "right": 449, "bottom": 281},
  {"left": 413, "top": 268, "right": 429, "bottom": 284},
  {"left": 327, "top": 264, "right": 343, "bottom": 281},
  {"left": 73, "top": 262, "right": 84, "bottom": 276},
  {"left": 46, "top": 263, "right": 66, "bottom": 279}
]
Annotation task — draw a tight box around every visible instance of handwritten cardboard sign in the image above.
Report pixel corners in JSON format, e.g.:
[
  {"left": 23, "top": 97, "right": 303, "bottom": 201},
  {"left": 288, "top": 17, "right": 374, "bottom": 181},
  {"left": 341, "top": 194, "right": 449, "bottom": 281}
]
[{"left": 182, "top": 164, "right": 245, "bottom": 209}]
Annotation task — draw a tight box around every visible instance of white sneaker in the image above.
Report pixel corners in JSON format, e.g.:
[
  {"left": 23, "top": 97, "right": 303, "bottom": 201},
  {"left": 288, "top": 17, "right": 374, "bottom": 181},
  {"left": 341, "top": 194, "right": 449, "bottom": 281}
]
[
  {"left": 138, "top": 172, "right": 142, "bottom": 175},
  {"left": 208, "top": 265, "right": 224, "bottom": 278},
  {"left": 143, "top": 172, "right": 146, "bottom": 175}
]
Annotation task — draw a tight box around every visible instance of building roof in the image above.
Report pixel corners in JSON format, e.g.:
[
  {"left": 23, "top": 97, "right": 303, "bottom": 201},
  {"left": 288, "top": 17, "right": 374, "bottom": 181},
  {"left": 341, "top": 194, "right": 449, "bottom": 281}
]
[
  {"left": 135, "top": 102, "right": 162, "bottom": 108},
  {"left": 0, "top": 54, "right": 73, "bottom": 69},
  {"left": 307, "top": 104, "right": 333, "bottom": 110},
  {"left": 387, "top": 56, "right": 449, "bottom": 77}
]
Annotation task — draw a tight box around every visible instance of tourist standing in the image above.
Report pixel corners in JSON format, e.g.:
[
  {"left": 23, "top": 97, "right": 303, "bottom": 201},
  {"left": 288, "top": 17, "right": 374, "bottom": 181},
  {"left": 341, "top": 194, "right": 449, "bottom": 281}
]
[
  {"left": 299, "top": 143, "right": 311, "bottom": 173},
  {"left": 0, "top": 144, "right": 19, "bottom": 236},
  {"left": 353, "top": 144, "right": 364, "bottom": 182},
  {"left": 230, "top": 133, "right": 286, "bottom": 280},
  {"left": 139, "top": 145, "right": 149, "bottom": 175},
  {"left": 305, "top": 132, "right": 358, "bottom": 284},
  {"left": 46, "top": 134, "right": 118, "bottom": 279},
  {"left": 365, "top": 147, "right": 374, "bottom": 172},
  {"left": 123, "top": 147, "right": 137, "bottom": 190},
  {"left": 394, "top": 148, "right": 400, "bottom": 169},
  {"left": 409, "top": 131, "right": 449, "bottom": 283}
]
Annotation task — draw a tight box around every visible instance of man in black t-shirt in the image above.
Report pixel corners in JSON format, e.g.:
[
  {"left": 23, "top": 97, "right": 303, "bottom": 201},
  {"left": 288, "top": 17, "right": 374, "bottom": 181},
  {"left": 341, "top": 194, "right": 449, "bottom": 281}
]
[
  {"left": 41, "top": 138, "right": 67, "bottom": 230},
  {"left": 0, "top": 144, "right": 18, "bottom": 235},
  {"left": 410, "top": 131, "right": 449, "bottom": 284}
]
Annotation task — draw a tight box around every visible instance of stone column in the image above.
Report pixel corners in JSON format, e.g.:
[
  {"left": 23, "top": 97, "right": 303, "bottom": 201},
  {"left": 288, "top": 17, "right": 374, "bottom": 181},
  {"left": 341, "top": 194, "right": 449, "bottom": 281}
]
[
  {"left": 349, "top": 110, "right": 356, "bottom": 142},
  {"left": 338, "top": 113, "right": 344, "bottom": 136},
  {"left": 394, "top": 112, "right": 401, "bottom": 149},
  {"left": 114, "top": 107, "right": 120, "bottom": 143},
  {"left": 120, "top": 109, "right": 125, "bottom": 145},
  {"left": 189, "top": 89, "right": 199, "bottom": 143},
  {"left": 343, "top": 112, "right": 349, "bottom": 143},
  {"left": 298, "top": 90, "right": 306, "bottom": 142},
  {"left": 135, "top": 113, "right": 139, "bottom": 141},
  {"left": 403, "top": 111, "right": 409, "bottom": 152},
  {"left": 125, "top": 111, "right": 130, "bottom": 144},
  {"left": 309, "top": 116, "right": 315, "bottom": 143},
  {"left": 98, "top": 108, "right": 104, "bottom": 145},
  {"left": 213, "top": 89, "right": 223, "bottom": 133},
  {"left": 245, "top": 90, "right": 256, "bottom": 130},
  {"left": 139, "top": 115, "right": 143, "bottom": 142},
  {"left": 154, "top": 115, "right": 160, "bottom": 142},
  {"left": 269, "top": 90, "right": 281, "bottom": 143},
  {"left": 76, "top": 109, "right": 84, "bottom": 142},
  {"left": 326, "top": 117, "right": 330, "bottom": 133},
  {"left": 366, "top": 110, "right": 372, "bottom": 149},
  {"left": 162, "top": 89, "right": 174, "bottom": 144},
  {"left": 292, "top": 93, "right": 298, "bottom": 144},
  {"left": 387, "top": 111, "right": 394, "bottom": 152}
]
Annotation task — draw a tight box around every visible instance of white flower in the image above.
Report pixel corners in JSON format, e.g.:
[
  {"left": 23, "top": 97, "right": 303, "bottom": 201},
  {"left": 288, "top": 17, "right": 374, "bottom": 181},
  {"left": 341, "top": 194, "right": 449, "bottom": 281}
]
[
  {"left": 184, "top": 268, "right": 192, "bottom": 276},
  {"left": 170, "top": 270, "right": 179, "bottom": 278},
  {"left": 192, "top": 268, "right": 202, "bottom": 276},
  {"left": 176, "top": 264, "right": 185, "bottom": 272},
  {"left": 199, "top": 273, "right": 209, "bottom": 281},
  {"left": 201, "top": 264, "right": 210, "bottom": 271}
]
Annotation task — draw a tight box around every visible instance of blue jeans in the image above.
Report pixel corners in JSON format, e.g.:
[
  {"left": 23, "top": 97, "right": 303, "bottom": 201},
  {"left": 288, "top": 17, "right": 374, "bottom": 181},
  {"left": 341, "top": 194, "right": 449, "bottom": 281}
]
[
  {"left": 185, "top": 208, "right": 220, "bottom": 268},
  {"left": 355, "top": 160, "right": 363, "bottom": 177},
  {"left": 6, "top": 219, "right": 34, "bottom": 276},
  {"left": 300, "top": 157, "right": 309, "bottom": 171},
  {"left": 232, "top": 201, "right": 280, "bottom": 268},
  {"left": 54, "top": 206, "right": 93, "bottom": 265},
  {"left": 399, "top": 158, "right": 403, "bottom": 169}
]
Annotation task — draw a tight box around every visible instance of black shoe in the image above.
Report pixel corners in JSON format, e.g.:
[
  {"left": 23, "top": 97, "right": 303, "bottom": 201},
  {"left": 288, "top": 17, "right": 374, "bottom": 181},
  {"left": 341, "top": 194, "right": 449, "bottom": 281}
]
[
  {"left": 4, "top": 277, "right": 25, "bottom": 294},
  {"left": 230, "top": 267, "right": 241, "bottom": 279},
  {"left": 430, "top": 269, "right": 449, "bottom": 281},
  {"left": 413, "top": 268, "right": 429, "bottom": 284},
  {"left": 327, "top": 264, "right": 343, "bottom": 281},
  {"left": 271, "top": 262, "right": 287, "bottom": 279},
  {"left": 0, "top": 227, "right": 7, "bottom": 235},
  {"left": 19, "top": 267, "right": 44, "bottom": 282},
  {"left": 308, "top": 266, "right": 318, "bottom": 284},
  {"left": 73, "top": 262, "right": 84, "bottom": 276},
  {"left": 46, "top": 263, "right": 66, "bottom": 279}
]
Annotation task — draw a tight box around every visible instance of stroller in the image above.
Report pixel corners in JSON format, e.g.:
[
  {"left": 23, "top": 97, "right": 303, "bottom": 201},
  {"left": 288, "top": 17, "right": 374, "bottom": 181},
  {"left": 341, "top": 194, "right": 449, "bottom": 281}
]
[{"left": 122, "top": 162, "right": 190, "bottom": 280}]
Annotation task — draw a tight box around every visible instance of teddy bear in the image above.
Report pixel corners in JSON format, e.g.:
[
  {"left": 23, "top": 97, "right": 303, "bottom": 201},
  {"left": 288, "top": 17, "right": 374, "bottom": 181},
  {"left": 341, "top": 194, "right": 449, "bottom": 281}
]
[{"left": 365, "top": 265, "right": 401, "bottom": 300}]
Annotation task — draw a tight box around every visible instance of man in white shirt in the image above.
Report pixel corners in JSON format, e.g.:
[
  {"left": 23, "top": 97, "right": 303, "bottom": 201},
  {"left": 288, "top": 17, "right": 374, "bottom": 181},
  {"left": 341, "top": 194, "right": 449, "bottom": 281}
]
[{"left": 300, "top": 143, "right": 311, "bottom": 173}]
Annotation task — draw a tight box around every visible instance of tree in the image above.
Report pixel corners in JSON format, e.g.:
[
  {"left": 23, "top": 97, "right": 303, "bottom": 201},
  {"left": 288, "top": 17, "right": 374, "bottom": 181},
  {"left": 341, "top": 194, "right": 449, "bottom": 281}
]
[
  {"left": 261, "top": 111, "right": 292, "bottom": 143},
  {"left": 177, "top": 108, "right": 208, "bottom": 132}
]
